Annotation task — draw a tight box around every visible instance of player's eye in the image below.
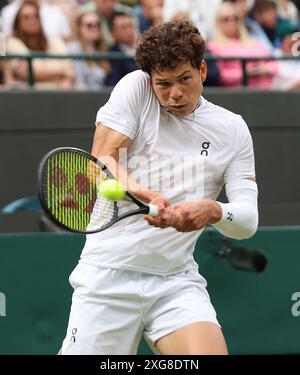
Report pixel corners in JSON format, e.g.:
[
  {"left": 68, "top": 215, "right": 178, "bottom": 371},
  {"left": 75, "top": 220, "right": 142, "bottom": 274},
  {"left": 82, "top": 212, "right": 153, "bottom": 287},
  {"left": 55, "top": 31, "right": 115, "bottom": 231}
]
[
  {"left": 179, "top": 76, "right": 190, "bottom": 83},
  {"left": 157, "top": 82, "right": 170, "bottom": 87}
]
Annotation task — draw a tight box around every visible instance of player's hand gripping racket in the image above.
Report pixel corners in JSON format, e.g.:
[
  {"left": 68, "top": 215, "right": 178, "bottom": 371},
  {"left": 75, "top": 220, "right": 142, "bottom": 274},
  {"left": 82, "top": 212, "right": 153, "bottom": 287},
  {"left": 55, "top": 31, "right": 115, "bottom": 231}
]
[{"left": 37, "top": 147, "right": 159, "bottom": 234}]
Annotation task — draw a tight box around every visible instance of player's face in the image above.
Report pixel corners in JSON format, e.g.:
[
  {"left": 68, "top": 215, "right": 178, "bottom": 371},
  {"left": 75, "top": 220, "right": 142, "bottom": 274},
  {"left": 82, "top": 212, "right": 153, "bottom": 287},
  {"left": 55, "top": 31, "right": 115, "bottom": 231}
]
[{"left": 151, "top": 61, "right": 207, "bottom": 117}]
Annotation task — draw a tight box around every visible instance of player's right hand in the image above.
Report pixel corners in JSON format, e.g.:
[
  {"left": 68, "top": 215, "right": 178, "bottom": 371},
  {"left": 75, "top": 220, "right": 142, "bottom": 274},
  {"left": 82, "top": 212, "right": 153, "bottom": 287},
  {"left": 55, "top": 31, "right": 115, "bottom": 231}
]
[{"left": 145, "top": 194, "right": 174, "bottom": 228}]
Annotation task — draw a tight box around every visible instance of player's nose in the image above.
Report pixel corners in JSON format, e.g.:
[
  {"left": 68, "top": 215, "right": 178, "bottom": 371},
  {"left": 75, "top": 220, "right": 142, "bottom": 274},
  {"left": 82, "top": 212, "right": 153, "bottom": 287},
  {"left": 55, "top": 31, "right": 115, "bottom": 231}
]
[{"left": 169, "top": 86, "right": 183, "bottom": 101}]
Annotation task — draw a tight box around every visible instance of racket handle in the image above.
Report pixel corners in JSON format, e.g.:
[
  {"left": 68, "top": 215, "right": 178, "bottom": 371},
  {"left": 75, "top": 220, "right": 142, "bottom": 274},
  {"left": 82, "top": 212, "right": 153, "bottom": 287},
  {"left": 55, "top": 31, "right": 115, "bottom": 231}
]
[{"left": 148, "top": 204, "right": 159, "bottom": 217}]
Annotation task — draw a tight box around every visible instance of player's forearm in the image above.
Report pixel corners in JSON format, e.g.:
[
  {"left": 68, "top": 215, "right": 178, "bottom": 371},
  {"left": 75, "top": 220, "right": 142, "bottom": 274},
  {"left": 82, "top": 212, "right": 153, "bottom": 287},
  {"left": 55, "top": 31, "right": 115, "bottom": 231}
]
[
  {"left": 165, "top": 199, "right": 223, "bottom": 231},
  {"left": 213, "top": 201, "right": 258, "bottom": 239},
  {"left": 151, "top": 180, "right": 258, "bottom": 235},
  {"left": 212, "top": 179, "right": 258, "bottom": 240}
]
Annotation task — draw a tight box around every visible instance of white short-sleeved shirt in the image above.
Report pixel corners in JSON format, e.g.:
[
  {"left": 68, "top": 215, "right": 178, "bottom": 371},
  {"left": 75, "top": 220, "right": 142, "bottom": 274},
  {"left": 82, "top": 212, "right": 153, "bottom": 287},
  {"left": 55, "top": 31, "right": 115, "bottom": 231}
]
[{"left": 81, "top": 70, "right": 255, "bottom": 275}]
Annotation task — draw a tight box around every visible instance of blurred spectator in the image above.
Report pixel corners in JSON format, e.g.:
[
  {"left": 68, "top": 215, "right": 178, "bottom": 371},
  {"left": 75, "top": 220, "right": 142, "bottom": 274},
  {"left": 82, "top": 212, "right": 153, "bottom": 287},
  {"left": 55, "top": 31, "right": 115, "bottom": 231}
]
[
  {"left": 79, "top": 0, "right": 136, "bottom": 47},
  {"left": 272, "top": 26, "right": 300, "bottom": 89},
  {"left": 68, "top": 11, "right": 110, "bottom": 90},
  {"left": 134, "top": 0, "right": 163, "bottom": 33},
  {"left": 105, "top": 11, "right": 138, "bottom": 86},
  {"left": 1, "top": 0, "right": 72, "bottom": 40},
  {"left": 163, "top": 0, "right": 222, "bottom": 38},
  {"left": 5, "top": 0, "right": 74, "bottom": 89},
  {"left": 276, "top": 0, "right": 299, "bottom": 24},
  {"left": 209, "top": 2, "right": 278, "bottom": 87},
  {"left": 227, "top": 0, "right": 276, "bottom": 53},
  {"left": 253, "top": 0, "right": 295, "bottom": 48}
]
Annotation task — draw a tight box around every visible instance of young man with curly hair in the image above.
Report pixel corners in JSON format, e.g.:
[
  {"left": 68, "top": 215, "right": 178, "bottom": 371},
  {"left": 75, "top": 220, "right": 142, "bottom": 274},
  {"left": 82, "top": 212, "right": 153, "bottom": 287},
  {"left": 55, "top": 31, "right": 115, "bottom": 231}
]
[{"left": 60, "top": 19, "right": 258, "bottom": 355}]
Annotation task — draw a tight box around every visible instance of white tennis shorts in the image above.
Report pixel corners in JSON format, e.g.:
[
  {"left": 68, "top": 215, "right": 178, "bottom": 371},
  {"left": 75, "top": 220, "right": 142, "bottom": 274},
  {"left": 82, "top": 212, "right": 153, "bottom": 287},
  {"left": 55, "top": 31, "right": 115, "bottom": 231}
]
[{"left": 61, "top": 262, "right": 220, "bottom": 355}]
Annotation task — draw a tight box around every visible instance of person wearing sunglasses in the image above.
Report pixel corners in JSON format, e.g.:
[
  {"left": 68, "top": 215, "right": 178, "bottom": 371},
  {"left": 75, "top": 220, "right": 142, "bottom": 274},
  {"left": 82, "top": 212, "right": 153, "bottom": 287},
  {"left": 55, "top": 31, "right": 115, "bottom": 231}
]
[
  {"left": 78, "top": 0, "right": 136, "bottom": 48},
  {"left": 68, "top": 11, "right": 111, "bottom": 90},
  {"left": 208, "top": 2, "right": 278, "bottom": 87}
]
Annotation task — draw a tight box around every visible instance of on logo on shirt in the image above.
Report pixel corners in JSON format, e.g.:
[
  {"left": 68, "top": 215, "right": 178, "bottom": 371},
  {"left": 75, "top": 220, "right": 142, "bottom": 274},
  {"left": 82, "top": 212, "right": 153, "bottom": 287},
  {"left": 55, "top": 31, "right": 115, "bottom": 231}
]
[{"left": 201, "top": 141, "right": 210, "bottom": 156}]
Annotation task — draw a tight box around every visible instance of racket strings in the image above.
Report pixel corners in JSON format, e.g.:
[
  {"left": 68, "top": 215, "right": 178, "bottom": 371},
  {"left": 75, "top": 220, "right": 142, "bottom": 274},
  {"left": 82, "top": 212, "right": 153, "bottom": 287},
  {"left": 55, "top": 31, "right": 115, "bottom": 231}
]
[
  {"left": 86, "top": 196, "right": 116, "bottom": 231},
  {"left": 43, "top": 150, "right": 117, "bottom": 232}
]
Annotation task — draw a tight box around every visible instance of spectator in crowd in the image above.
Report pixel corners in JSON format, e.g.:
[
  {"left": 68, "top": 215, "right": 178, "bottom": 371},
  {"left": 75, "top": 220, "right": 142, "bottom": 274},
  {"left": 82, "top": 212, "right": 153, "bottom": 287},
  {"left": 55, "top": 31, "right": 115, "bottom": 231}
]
[
  {"left": 134, "top": 0, "right": 163, "bottom": 33},
  {"left": 227, "top": 0, "right": 277, "bottom": 53},
  {"left": 163, "top": 0, "right": 222, "bottom": 38},
  {"left": 276, "top": 0, "right": 299, "bottom": 25},
  {"left": 208, "top": 1, "right": 278, "bottom": 87},
  {"left": 68, "top": 11, "right": 110, "bottom": 90},
  {"left": 5, "top": 0, "right": 74, "bottom": 89},
  {"left": 79, "top": 0, "right": 136, "bottom": 47},
  {"left": 105, "top": 11, "right": 138, "bottom": 86},
  {"left": 252, "top": 0, "right": 295, "bottom": 48},
  {"left": 272, "top": 25, "right": 300, "bottom": 89},
  {"left": 1, "top": 0, "right": 72, "bottom": 40}
]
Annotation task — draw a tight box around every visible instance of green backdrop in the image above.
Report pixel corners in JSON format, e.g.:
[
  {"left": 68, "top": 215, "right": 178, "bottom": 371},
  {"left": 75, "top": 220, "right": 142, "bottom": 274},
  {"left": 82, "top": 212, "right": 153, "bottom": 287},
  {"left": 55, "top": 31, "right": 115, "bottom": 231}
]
[{"left": 0, "top": 227, "right": 299, "bottom": 354}]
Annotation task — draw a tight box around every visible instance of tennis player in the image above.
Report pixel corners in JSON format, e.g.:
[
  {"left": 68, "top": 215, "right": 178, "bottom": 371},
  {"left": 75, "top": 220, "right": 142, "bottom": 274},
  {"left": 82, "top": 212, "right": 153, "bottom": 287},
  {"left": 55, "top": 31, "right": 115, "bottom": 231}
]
[{"left": 61, "top": 19, "right": 258, "bottom": 355}]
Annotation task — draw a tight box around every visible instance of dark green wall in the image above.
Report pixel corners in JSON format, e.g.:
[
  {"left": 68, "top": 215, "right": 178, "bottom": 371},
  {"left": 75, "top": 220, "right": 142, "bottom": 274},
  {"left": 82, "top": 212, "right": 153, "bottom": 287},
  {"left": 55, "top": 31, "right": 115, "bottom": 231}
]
[
  {"left": 0, "top": 227, "right": 299, "bottom": 354},
  {"left": 0, "top": 89, "right": 299, "bottom": 226}
]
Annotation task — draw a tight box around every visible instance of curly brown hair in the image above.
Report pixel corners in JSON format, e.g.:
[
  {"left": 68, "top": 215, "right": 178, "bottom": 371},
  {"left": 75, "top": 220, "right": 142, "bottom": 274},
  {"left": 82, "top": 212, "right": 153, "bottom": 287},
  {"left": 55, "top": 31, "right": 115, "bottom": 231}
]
[{"left": 135, "top": 19, "right": 206, "bottom": 75}]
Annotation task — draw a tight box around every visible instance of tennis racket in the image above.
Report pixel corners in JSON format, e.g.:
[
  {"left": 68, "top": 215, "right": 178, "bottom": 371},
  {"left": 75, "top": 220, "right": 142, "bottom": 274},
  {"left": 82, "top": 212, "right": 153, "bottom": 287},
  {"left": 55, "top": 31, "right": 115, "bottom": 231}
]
[{"left": 37, "top": 147, "right": 159, "bottom": 234}]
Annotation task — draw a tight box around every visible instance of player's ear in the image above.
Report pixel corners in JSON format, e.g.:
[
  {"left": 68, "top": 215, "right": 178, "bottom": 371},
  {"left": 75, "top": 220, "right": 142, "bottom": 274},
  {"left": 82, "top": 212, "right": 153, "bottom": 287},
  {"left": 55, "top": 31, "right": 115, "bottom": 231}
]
[{"left": 200, "top": 60, "right": 207, "bottom": 83}]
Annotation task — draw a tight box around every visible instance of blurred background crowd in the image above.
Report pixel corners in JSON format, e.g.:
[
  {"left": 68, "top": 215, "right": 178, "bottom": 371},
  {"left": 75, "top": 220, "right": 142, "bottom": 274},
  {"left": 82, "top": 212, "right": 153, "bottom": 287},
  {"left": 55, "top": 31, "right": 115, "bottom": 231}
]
[{"left": 0, "top": 0, "right": 300, "bottom": 90}]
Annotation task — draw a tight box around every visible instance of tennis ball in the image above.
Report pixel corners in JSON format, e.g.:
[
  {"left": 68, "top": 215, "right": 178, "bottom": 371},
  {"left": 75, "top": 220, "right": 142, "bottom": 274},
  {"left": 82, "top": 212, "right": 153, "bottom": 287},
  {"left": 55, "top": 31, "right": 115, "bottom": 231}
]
[{"left": 98, "top": 179, "right": 126, "bottom": 201}]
